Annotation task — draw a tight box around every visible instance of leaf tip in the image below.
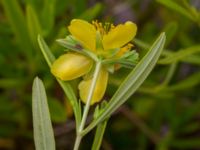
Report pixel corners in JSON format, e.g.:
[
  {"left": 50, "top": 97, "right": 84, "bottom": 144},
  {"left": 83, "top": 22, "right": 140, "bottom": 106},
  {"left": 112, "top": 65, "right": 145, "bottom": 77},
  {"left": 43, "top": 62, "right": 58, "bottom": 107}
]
[
  {"left": 33, "top": 76, "right": 42, "bottom": 88},
  {"left": 34, "top": 76, "right": 40, "bottom": 81},
  {"left": 162, "top": 32, "right": 166, "bottom": 36},
  {"left": 37, "top": 34, "right": 41, "bottom": 41},
  {"left": 158, "top": 32, "right": 166, "bottom": 46},
  {"left": 56, "top": 39, "right": 64, "bottom": 44}
]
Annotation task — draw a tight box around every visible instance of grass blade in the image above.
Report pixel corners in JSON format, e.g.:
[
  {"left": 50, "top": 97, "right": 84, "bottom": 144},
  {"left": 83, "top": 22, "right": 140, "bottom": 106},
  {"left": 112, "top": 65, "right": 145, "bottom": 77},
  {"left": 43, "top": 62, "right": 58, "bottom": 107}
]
[
  {"left": 166, "top": 72, "right": 200, "bottom": 92},
  {"left": 1, "top": 0, "right": 33, "bottom": 56},
  {"left": 79, "top": 3, "right": 103, "bottom": 21},
  {"left": 32, "top": 77, "right": 55, "bottom": 150},
  {"left": 26, "top": 5, "right": 42, "bottom": 47},
  {"left": 162, "top": 22, "right": 178, "bottom": 46},
  {"left": 82, "top": 33, "right": 166, "bottom": 135},
  {"left": 37, "top": 35, "right": 55, "bottom": 65},
  {"left": 157, "top": 0, "right": 195, "bottom": 21},
  {"left": 41, "top": 0, "right": 55, "bottom": 35},
  {"left": 158, "top": 45, "right": 200, "bottom": 64}
]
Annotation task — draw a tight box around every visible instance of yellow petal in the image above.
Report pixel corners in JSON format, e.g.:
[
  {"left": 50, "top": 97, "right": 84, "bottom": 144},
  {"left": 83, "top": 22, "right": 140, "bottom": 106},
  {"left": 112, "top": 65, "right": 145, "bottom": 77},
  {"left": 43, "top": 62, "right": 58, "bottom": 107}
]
[
  {"left": 68, "top": 19, "right": 96, "bottom": 51},
  {"left": 78, "top": 68, "right": 108, "bottom": 105},
  {"left": 51, "top": 53, "right": 93, "bottom": 80},
  {"left": 102, "top": 21, "right": 137, "bottom": 50}
]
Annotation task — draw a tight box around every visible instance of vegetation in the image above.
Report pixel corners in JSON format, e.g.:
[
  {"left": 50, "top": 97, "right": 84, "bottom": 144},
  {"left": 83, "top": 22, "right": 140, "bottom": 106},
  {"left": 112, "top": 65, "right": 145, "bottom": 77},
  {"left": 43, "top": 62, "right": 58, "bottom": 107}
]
[{"left": 0, "top": 0, "right": 200, "bottom": 149}]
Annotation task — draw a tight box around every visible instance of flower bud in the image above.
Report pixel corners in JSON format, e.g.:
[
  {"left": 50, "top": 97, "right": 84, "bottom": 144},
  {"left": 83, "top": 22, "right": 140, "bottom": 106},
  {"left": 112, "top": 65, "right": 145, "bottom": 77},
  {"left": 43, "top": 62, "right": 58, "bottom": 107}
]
[
  {"left": 78, "top": 68, "right": 108, "bottom": 105},
  {"left": 51, "top": 53, "right": 93, "bottom": 80}
]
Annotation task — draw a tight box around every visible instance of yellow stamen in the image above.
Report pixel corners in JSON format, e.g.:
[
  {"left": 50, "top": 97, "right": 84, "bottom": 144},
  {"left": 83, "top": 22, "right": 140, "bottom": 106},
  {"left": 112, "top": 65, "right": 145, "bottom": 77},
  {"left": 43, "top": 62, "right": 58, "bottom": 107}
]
[
  {"left": 116, "top": 43, "right": 133, "bottom": 57},
  {"left": 92, "top": 20, "right": 105, "bottom": 36},
  {"left": 92, "top": 20, "right": 115, "bottom": 36}
]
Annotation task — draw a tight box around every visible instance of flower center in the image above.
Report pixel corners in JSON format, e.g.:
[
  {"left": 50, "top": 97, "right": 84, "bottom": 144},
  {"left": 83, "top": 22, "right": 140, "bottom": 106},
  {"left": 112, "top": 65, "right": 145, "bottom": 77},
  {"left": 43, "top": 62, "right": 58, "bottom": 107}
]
[{"left": 92, "top": 20, "right": 115, "bottom": 36}]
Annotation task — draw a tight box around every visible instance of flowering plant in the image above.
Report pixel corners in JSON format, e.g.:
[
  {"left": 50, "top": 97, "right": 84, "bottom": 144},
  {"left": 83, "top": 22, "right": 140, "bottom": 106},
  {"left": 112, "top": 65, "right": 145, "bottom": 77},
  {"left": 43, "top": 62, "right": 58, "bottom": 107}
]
[
  {"left": 33, "top": 19, "right": 165, "bottom": 150},
  {"left": 51, "top": 19, "right": 138, "bottom": 105}
]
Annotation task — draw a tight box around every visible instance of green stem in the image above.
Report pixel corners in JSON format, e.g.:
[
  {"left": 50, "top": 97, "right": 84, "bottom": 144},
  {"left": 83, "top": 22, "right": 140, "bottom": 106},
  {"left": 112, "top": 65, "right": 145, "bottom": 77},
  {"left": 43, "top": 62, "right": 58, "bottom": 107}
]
[
  {"left": 73, "top": 135, "right": 82, "bottom": 150},
  {"left": 73, "top": 61, "right": 102, "bottom": 150}
]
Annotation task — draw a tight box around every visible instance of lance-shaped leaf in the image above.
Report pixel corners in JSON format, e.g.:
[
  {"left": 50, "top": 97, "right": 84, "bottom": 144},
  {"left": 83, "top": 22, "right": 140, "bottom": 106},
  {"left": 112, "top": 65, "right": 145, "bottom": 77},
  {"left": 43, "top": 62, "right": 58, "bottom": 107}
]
[
  {"left": 32, "top": 77, "right": 55, "bottom": 150},
  {"left": 82, "top": 33, "right": 166, "bottom": 136}
]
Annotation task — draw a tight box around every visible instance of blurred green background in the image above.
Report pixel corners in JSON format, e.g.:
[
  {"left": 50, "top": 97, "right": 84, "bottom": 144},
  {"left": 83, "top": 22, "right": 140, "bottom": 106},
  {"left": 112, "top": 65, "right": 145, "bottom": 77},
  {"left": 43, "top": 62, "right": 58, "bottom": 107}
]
[{"left": 0, "top": 0, "right": 200, "bottom": 149}]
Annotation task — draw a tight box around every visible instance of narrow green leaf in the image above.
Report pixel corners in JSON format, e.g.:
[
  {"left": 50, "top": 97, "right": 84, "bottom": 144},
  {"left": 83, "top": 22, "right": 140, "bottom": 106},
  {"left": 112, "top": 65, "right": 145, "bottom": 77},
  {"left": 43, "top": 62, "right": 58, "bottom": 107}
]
[
  {"left": 134, "top": 39, "right": 200, "bottom": 65},
  {"left": 92, "top": 102, "right": 108, "bottom": 150},
  {"left": 82, "top": 33, "right": 166, "bottom": 135},
  {"left": 166, "top": 72, "right": 200, "bottom": 92},
  {"left": 79, "top": 3, "right": 103, "bottom": 21},
  {"left": 158, "top": 45, "right": 200, "bottom": 64},
  {"left": 183, "top": 55, "right": 200, "bottom": 65},
  {"left": 162, "top": 22, "right": 178, "bottom": 46},
  {"left": 37, "top": 35, "right": 81, "bottom": 128},
  {"left": 91, "top": 120, "right": 108, "bottom": 150},
  {"left": 157, "top": 0, "right": 195, "bottom": 21},
  {"left": 41, "top": 0, "right": 55, "bottom": 35},
  {"left": 133, "top": 38, "right": 150, "bottom": 50},
  {"left": 26, "top": 5, "right": 42, "bottom": 47},
  {"left": 55, "top": 0, "right": 70, "bottom": 16},
  {"left": 32, "top": 77, "right": 55, "bottom": 150},
  {"left": 72, "top": 0, "right": 87, "bottom": 16},
  {"left": 25, "top": 0, "right": 42, "bottom": 10},
  {"left": 37, "top": 35, "right": 55, "bottom": 66},
  {"left": 1, "top": 0, "right": 33, "bottom": 56},
  {"left": 161, "top": 63, "right": 177, "bottom": 86}
]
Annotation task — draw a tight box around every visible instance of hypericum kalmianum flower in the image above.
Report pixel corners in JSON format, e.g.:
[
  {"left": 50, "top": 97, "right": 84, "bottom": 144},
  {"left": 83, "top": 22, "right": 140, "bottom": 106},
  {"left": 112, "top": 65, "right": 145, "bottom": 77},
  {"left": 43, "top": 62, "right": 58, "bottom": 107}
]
[{"left": 51, "top": 19, "right": 138, "bottom": 105}]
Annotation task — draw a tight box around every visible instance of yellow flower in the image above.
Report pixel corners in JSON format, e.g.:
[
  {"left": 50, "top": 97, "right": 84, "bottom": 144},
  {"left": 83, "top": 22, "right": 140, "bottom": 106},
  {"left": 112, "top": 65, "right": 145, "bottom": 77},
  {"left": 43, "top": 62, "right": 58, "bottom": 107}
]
[
  {"left": 68, "top": 19, "right": 137, "bottom": 53},
  {"left": 51, "top": 19, "right": 137, "bottom": 105}
]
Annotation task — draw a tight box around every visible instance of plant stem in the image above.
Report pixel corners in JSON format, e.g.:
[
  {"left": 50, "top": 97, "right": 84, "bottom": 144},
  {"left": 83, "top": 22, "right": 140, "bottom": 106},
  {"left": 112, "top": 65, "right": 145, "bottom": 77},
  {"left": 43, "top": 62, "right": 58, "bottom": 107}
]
[
  {"left": 73, "top": 135, "right": 82, "bottom": 150},
  {"left": 73, "top": 61, "right": 102, "bottom": 150}
]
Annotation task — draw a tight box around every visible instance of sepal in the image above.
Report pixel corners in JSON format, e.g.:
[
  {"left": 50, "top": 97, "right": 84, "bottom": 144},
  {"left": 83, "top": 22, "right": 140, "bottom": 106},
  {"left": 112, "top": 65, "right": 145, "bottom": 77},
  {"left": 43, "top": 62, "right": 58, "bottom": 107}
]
[{"left": 57, "top": 36, "right": 98, "bottom": 61}]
